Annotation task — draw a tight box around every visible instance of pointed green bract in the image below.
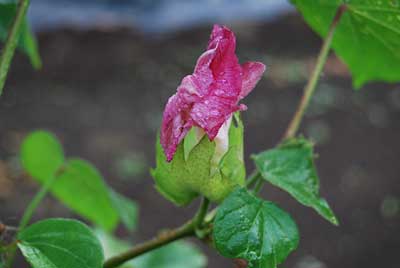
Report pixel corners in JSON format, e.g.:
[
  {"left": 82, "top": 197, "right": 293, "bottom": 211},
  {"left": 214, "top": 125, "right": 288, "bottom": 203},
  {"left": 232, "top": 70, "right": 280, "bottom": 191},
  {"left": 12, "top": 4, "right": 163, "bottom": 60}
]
[
  {"left": 0, "top": 2, "right": 41, "bottom": 68},
  {"left": 18, "top": 219, "right": 104, "bottom": 268},
  {"left": 152, "top": 114, "right": 245, "bottom": 205},
  {"left": 253, "top": 137, "right": 338, "bottom": 225},
  {"left": 213, "top": 188, "right": 299, "bottom": 268},
  {"left": 291, "top": 0, "right": 400, "bottom": 88}
]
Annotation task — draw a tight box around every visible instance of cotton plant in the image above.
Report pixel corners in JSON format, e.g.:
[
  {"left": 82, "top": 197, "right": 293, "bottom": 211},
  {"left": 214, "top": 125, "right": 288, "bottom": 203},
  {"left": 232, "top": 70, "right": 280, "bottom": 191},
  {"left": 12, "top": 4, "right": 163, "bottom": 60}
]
[{"left": 0, "top": 1, "right": 399, "bottom": 268}]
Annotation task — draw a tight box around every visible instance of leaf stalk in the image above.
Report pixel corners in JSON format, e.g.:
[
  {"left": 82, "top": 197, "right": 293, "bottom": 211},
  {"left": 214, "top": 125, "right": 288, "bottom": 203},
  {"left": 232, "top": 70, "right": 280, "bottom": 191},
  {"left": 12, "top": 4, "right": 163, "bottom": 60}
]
[
  {"left": 283, "top": 4, "right": 347, "bottom": 139},
  {"left": 0, "top": 0, "right": 31, "bottom": 96}
]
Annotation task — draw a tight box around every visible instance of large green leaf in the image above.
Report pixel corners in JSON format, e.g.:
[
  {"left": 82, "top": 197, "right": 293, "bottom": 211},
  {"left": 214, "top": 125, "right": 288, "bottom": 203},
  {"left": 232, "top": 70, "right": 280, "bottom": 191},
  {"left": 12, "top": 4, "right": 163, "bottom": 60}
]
[
  {"left": 51, "top": 158, "right": 120, "bottom": 231},
  {"left": 291, "top": 0, "right": 400, "bottom": 88},
  {"left": 0, "top": 1, "right": 41, "bottom": 68},
  {"left": 18, "top": 218, "right": 104, "bottom": 268},
  {"left": 97, "top": 229, "right": 207, "bottom": 268},
  {"left": 253, "top": 138, "right": 338, "bottom": 225},
  {"left": 21, "top": 130, "right": 65, "bottom": 182},
  {"left": 213, "top": 188, "right": 299, "bottom": 268},
  {"left": 21, "top": 130, "right": 138, "bottom": 232}
]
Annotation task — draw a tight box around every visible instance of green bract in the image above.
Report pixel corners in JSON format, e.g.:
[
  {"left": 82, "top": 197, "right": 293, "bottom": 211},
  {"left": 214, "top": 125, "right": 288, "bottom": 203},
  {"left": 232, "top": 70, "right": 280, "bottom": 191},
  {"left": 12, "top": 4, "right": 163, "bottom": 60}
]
[{"left": 151, "top": 113, "right": 246, "bottom": 205}]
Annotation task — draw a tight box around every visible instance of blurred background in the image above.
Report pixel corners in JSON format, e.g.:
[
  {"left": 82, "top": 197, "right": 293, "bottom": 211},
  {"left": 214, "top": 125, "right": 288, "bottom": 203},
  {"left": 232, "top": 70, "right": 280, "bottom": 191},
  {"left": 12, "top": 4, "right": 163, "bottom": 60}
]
[{"left": 0, "top": 0, "right": 399, "bottom": 267}]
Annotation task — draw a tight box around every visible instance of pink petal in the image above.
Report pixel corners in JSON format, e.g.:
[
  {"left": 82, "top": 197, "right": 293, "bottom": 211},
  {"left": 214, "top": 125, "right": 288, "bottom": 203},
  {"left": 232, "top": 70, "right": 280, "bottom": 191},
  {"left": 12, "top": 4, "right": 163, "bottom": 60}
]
[
  {"left": 240, "top": 62, "right": 266, "bottom": 99},
  {"left": 161, "top": 94, "right": 192, "bottom": 162},
  {"left": 161, "top": 25, "right": 265, "bottom": 162},
  {"left": 190, "top": 25, "right": 242, "bottom": 139}
]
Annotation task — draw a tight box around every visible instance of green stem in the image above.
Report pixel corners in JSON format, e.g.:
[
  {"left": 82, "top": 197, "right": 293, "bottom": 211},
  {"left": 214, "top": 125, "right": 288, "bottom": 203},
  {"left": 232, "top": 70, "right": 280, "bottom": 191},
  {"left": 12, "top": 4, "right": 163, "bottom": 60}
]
[
  {"left": 5, "top": 175, "right": 56, "bottom": 267},
  {"left": 246, "top": 170, "right": 261, "bottom": 188},
  {"left": 253, "top": 177, "right": 264, "bottom": 194},
  {"left": 0, "top": 0, "right": 31, "bottom": 96},
  {"left": 19, "top": 176, "right": 56, "bottom": 230},
  {"left": 103, "top": 198, "right": 210, "bottom": 268},
  {"left": 103, "top": 220, "right": 195, "bottom": 268},
  {"left": 283, "top": 4, "right": 347, "bottom": 140},
  {"left": 193, "top": 197, "right": 210, "bottom": 228}
]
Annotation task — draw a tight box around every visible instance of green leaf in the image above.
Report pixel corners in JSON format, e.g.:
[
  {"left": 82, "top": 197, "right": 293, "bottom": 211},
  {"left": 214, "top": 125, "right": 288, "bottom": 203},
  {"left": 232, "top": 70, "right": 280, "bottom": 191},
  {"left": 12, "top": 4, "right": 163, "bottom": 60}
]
[
  {"left": 0, "top": 1, "right": 41, "bottom": 68},
  {"left": 213, "top": 188, "right": 299, "bottom": 268},
  {"left": 51, "top": 159, "right": 119, "bottom": 231},
  {"left": 109, "top": 189, "right": 139, "bottom": 232},
  {"left": 21, "top": 130, "right": 139, "bottom": 232},
  {"left": 253, "top": 138, "right": 338, "bottom": 225},
  {"left": 17, "top": 218, "right": 104, "bottom": 268},
  {"left": 21, "top": 130, "right": 65, "bottom": 182},
  {"left": 290, "top": 0, "right": 400, "bottom": 88},
  {"left": 96, "top": 229, "right": 207, "bottom": 268}
]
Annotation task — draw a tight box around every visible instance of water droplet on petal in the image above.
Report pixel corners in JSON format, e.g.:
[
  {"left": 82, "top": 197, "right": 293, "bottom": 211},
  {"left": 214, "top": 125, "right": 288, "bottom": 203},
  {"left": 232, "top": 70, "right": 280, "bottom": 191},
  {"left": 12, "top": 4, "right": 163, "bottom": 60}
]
[
  {"left": 210, "top": 110, "right": 220, "bottom": 116},
  {"left": 215, "top": 89, "right": 224, "bottom": 96}
]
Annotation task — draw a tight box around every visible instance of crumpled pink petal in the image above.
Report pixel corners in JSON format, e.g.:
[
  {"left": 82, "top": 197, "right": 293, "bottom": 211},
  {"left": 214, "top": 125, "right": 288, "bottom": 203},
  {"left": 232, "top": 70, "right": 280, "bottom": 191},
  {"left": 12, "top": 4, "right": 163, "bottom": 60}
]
[
  {"left": 161, "top": 24, "right": 266, "bottom": 162},
  {"left": 240, "top": 62, "right": 266, "bottom": 99}
]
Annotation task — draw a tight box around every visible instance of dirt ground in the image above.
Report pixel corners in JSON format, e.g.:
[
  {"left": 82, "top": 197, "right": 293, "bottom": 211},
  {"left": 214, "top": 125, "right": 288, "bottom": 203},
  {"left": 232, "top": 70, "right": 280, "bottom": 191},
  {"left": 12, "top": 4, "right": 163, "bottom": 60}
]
[{"left": 0, "top": 15, "right": 399, "bottom": 268}]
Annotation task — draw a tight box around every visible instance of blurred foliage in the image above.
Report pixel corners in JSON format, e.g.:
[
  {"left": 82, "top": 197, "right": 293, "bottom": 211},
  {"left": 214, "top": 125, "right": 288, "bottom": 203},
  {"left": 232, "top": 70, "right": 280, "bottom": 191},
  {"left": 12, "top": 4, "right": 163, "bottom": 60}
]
[
  {"left": 21, "top": 130, "right": 138, "bottom": 232},
  {"left": 0, "top": 1, "right": 41, "bottom": 68}
]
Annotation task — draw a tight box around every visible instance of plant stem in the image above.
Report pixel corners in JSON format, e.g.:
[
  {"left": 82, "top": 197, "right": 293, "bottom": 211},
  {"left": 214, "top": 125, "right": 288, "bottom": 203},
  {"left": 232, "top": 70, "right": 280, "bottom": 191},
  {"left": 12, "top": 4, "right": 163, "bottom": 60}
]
[
  {"left": 103, "top": 220, "right": 195, "bottom": 268},
  {"left": 249, "top": 5, "right": 347, "bottom": 195},
  {"left": 283, "top": 4, "right": 347, "bottom": 140},
  {"left": 193, "top": 197, "right": 210, "bottom": 228},
  {"left": 246, "top": 170, "right": 261, "bottom": 188},
  {"left": 5, "top": 175, "right": 56, "bottom": 267},
  {"left": 18, "top": 176, "right": 56, "bottom": 230},
  {"left": 103, "top": 198, "right": 210, "bottom": 268},
  {"left": 0, "top": 0, "right": 31, "bottom": 96},
  {"left": 253, "top": 177, "right": 264, "bottom": 194}
]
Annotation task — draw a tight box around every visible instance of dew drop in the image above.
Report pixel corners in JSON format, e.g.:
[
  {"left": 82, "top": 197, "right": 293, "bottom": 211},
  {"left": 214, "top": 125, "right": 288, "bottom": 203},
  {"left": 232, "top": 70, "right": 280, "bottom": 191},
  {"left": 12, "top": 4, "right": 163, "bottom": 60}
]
[
  {"left": 215, "top": 89, "right": 224, "bottom": 96},
  {"left": 247, "top": 251, "right": 258, "bottom": 261},
  {"left": 210, "top": 110, "right": 220, "bottom": 116}
]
